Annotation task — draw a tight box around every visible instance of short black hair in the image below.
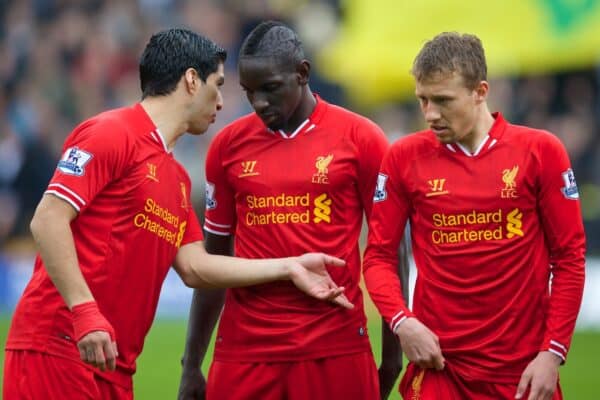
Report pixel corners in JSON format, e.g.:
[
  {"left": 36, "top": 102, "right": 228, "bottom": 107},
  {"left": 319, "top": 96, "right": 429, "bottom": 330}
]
[
  {"left": 239, "top": 21, "right": 304, "bottom": 67},
  {"left": 139, "top": 28, "right": 227, "bottom": 98}
]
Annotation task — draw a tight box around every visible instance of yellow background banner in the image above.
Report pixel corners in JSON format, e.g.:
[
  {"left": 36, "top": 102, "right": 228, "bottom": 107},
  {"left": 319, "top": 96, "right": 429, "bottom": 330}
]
[{"left": 319, "top": 0, "right": 600, "bottom": 106}]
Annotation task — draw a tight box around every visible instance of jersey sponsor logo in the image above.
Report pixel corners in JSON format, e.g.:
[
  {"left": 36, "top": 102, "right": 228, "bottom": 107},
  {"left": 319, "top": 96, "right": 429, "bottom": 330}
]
[
  {"left": 430, "top": 208, "right": 525, "bottom": 244},
  {"left": 239, "top": 160, "right": 259, "bottom": 177},
  {"left": 245, "top": 193, "right": 311, "bottom": 225},
  {"left": 374, "top": 173, "right": 388, "bottom": 202},
  {"left": 312, "top": 154, "right": 333, "bottom": 184},
  {"left": 205, "top": 181, "right": 217, "bottom": 210},
  {"left": 57, "top": 147, "right": 92, "bottom": 176},
  {"left": 426, "top": 178, "right": 449, "bottom": 197},
  {"left": 133, "top": 198, "right": 183, "bottom": 246},
  {"left": 242, "top": 192, "right": 333, "bottom": 225},
  {"left": 561, "top": 168, "right": 579, "bottom": 200},
  {"left": 146, "top": 163, "right": 159, "bottom": 182},
  {"left": 313, "top": 193, "right": 332, "bottom": 223},
  {"left": 501, "top": 165, "right": 519, "bottom": 198},
  {"left": 506, "top": 208, "right": 524, "bottom": 238}
]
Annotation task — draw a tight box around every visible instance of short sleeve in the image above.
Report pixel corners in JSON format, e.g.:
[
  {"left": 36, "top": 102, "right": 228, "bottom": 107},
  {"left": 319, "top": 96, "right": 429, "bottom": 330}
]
[
  {"left": 203, "top": 131, "right": 236, "bottom": 236},
  {"left": 45, "top": 119, "right": 131, "bottom": 213}
]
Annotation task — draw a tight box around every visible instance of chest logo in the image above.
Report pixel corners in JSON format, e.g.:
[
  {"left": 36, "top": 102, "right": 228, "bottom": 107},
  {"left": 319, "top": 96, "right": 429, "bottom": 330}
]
[
  {"left": 146, "top": 163, "right": 159, "bottom": 182},
  {"left": 501, "top": 165, "right": 519, "bottom": 198},
  {"left": 239, "top": 161, "right": 259, "bottom": 177},
  {"left": 312, "top": 154, "right": 333, "bottom": 184},
  {"left": 426, "top": 178, "right": 449, "bottom": 197}
]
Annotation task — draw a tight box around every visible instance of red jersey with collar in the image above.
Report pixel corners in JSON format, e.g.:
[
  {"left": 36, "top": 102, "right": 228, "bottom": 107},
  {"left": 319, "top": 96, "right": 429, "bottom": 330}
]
[
  {"left": 363, "top": 113, "right": 585, "bottom": 383},
  {"left": 6, "top": 104, "right": 203, "bottom": 388},
  {"left": 204, "top": 97, "right": 389, "bottom": 362}
]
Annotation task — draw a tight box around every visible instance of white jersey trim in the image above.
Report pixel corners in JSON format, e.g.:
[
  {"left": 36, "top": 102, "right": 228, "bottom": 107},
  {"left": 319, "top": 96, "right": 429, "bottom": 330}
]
[
  {"left": 204, "top": 218, "right": 232, "bottom": 228},
  {"left": 203, "top": 226, "right": 231, "bottom": 236},
  {"left": 277, "top": 119, "right": 310, "bottom": 139},
  {"left": 150, "top": 129, "right": 170, "bottom": 153},
  {"left": 47, "top": 183, "right": 86, "bottom": 207},
  {"left": 455, "top": 134, "right": 490, "bottom": 157},
  {"left": 548, "top": 348, "right": 566, "bottom": 361},
  {"left": 550, "top": 340, "right": 567, "bottom": 352}
]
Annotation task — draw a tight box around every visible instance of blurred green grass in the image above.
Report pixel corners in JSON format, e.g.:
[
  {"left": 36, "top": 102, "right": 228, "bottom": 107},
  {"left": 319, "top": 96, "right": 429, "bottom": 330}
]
[{"left": 1, "top": 316, "right": 598, "bottom": 399}]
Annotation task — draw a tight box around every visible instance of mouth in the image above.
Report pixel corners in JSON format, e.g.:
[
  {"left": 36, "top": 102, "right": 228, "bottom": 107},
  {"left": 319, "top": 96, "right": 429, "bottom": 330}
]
[
  {"left": 430, "top": 126, "right": 449, "bottom": 136},
  {"left": 259, "top": 112, "right": 278, "bottom": 127}
]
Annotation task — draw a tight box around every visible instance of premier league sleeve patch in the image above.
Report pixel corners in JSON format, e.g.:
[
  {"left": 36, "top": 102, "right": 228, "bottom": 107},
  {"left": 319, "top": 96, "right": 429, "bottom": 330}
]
[
  {"left": 373, "top": 173, "right": 388, "bottom": 202},
  {"left": 560, "top": 168, "right": 579, "bottom": 200},
  {"left": 205, "top": 181, "right": 217, "bottom": 210},
  {"left": 57, "top": 147, "right": 93, "bottom": 176}
]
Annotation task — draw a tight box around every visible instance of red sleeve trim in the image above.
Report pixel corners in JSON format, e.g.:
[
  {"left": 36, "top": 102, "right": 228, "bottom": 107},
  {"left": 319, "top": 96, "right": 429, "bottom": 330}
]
[
  {"left": 204, "top": 218, "right": 232, "bottom": 236},
  {"left": 548, "top": 339, "right": 567, "bottom": 361},
  {"left": 46, "top": 183, "right": 87, "bottom": 211}
]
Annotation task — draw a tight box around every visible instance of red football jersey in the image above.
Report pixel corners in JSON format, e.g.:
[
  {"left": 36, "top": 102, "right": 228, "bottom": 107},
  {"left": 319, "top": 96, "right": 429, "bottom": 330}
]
[
  {"left": 363, "top": 113, "right": 585, "bottom": 382},
  {"left": 6, "top": 104, "right": 203, "bottom": 388},
  {"left": 204, "top": 96, "right": 389, "bottom": 362}
]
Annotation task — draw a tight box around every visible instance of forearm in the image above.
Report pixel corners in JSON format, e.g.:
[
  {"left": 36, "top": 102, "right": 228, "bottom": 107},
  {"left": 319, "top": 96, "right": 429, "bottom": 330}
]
[
  {"left": 30, "top": 196, "right": 93, "bottom": 308},
  {"left": 181, "top": 288, "right": 225, "bottom": 368},
  {"left": 187, "top": 252, "right": 295, "bottom": 288}
]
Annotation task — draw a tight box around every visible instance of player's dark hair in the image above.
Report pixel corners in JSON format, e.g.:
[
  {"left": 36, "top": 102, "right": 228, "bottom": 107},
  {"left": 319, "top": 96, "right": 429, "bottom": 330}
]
[
  {"left": 139, "top": 28, "right": 227, "bottom": 99},
  {"left": 239, "top": 21, "right": 304, "bottom": 69},
  {"left": 412, "top": 32, "right": 487, "bottom": 90}
]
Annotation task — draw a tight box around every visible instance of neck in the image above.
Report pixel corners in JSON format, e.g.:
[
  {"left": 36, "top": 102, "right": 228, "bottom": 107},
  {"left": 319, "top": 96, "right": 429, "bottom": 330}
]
[
  {"left": 282, "top": 88, "right": 317, "bottom": 133},
  {"left": 140, "top": 96, "right": 187, "bottom": 150},
  {"left": 458, "top": 103, "right": 495, "bottom": 154}
]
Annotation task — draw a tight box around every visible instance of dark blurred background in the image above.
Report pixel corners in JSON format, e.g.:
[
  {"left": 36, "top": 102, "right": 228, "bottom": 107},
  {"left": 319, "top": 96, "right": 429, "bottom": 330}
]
[{"left": 0, "top": 0, "right": 599, "bottom": 320}]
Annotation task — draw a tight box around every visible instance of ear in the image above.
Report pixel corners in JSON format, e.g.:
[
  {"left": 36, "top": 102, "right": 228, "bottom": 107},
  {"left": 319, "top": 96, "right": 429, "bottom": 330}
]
[
  {"left": 183, "top": 68, "right": 200, "bottom": 94},
  {"left": 474, "top": 80, "right": 489, "bottom": 103},
  {"left": 297, "top": 60, "right": 311, "bottom": 86}
]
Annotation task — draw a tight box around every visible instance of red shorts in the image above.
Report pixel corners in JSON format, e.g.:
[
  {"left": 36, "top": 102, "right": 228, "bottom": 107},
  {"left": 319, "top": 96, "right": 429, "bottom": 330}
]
[
  {"left": 3, "top": 350, "right": 132, "bottom": 400},
  {"left": 400, "top": 362, "right": 563, "bottom": 400},
  {"left": 206, "top": 351, "right": 379, "bottom": 400}
]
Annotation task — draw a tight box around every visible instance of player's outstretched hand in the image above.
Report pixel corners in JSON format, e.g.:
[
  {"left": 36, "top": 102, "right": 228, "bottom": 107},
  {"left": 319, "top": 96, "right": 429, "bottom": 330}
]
[
  {"left": 290, "top": 253, "right": 353, "bottom": 309},
  {"left": 515, "top": 351, "right": 561, "bottom": 400},
  {"left": 178, "top": 368, "right": 206, "bottom": 400},
  {"left": 72, "top": 301, "right": 118, "bottom": 372},
  {"left": 395, "top": 317, "right": 444, "bottom": 370}
]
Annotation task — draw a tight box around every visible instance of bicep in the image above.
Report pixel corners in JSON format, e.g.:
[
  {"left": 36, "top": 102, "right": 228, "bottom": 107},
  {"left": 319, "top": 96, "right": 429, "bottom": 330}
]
[
  {"left": 32, "top": 193, "right": 79, "bottom": 227},
  {"left": 173, "top": 241, "right": 207, "bottom": 281}
]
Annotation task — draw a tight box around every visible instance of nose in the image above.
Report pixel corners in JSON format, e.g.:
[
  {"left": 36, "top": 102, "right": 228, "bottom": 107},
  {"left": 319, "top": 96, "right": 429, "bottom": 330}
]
[
  {"left": 249, "top": 93, "right": 269, "bottom": 114},
  {"left": 216, "top": 91, "right": 223, "bottom": 111},
  {"left": 422, "top": 102, "right": 441, "bottom": 123}
]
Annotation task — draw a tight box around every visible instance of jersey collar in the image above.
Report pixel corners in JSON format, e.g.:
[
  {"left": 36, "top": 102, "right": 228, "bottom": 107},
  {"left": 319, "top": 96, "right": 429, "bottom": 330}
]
[
  {"left": 444, "top": 112, "right": 507, "bottom": 157},
  {"left": 267, "top": 94, "right": 327, "bottom": 139},
  {"left": 135, "top": 103, "right": 171, "bottom": 153}
]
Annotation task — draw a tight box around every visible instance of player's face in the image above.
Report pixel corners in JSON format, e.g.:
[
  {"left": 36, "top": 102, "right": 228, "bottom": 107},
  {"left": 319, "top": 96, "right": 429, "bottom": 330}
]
[
  {"left": 189, "top": 63, "right": 224, "bottom": 135},
  {"left": 238, "top": 57, "right": 303, "bottom": 130},
  {"left": 415, "top": 71, "right": 483, "bottom": 145}
]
